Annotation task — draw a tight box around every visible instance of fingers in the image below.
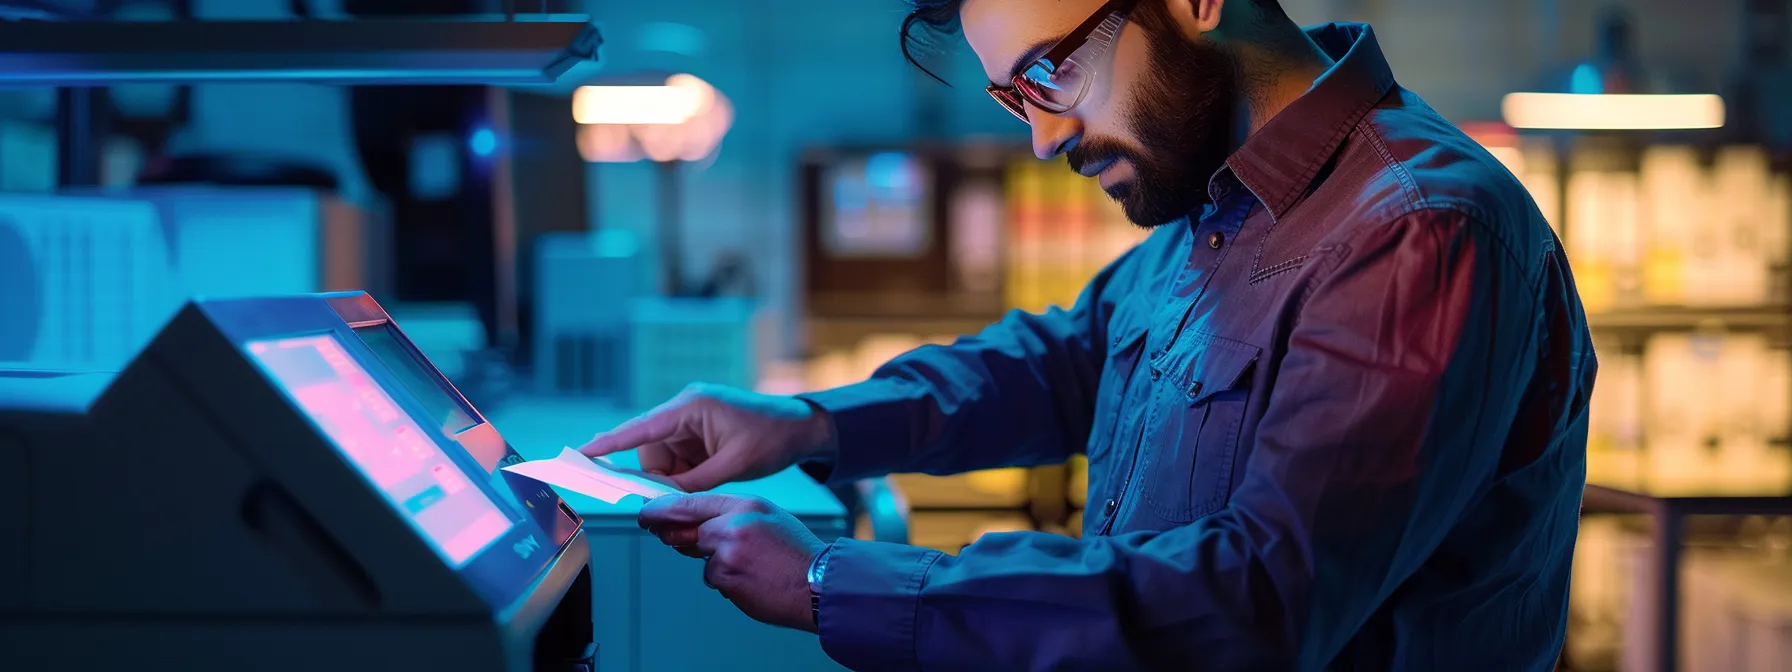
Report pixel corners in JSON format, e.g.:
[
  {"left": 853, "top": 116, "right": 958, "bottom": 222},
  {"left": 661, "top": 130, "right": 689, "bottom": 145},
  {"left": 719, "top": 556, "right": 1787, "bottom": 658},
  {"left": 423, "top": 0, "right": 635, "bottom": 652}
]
[
  {"left": 695, "top": 516, "right": 730, "bottom": 559},
  {"left": 578, "top": 394, "right": 699, "bottom": 457},
  {"left": 635, "top": 443, "right": 676, "bottom": 475},
  {"left": 669, "top": 451, "right": 751, "bottom": 492},
  {"left": 578, "top": 416, "right": 671, "bottom": 457},
  {"left": 702, "top": 556, "right": 725, "bottom": 591},
  {"left": 647, "top": 524, "right": 701, "bottom": 548},
  {"left": 637, "top": 493, "right": 756, "bottom": 527}
]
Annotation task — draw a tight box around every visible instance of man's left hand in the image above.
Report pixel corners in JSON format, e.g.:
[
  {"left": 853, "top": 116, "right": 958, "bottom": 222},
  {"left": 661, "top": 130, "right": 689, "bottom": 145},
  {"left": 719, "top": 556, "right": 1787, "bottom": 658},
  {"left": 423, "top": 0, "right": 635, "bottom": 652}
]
[{"left": 638, "top": 493, "right": 828, "bottom": 632}]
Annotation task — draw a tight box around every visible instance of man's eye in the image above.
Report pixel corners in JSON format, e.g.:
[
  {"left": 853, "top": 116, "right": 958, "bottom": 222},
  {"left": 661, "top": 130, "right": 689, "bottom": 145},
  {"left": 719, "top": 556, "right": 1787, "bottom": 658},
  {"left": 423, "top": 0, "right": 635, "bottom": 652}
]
[
  {"left": 1051, "top": 60, "right": 1082, "bottom": 83},
  {"left": 1024, "top": 61, "right": 1063, "bottom": 90}
]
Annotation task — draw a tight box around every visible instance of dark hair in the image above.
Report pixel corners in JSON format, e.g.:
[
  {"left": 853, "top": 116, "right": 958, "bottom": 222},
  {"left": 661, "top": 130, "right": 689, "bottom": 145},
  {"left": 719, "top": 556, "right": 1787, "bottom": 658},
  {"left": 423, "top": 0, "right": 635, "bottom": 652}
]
[
  {"left": 899, "top": 0, "right": 965, "bottom": 85},
  {"left": 898, "top": 0, "right": 1284, "bottom": 84}
]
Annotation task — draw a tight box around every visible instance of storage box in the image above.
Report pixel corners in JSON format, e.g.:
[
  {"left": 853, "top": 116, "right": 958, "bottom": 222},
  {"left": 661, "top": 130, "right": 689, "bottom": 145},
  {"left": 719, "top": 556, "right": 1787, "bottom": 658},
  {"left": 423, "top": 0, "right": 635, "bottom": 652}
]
[
  {"left": 533, "top": 232, "right": 639, "bottom": 399},
  {"left": 627, "top": 297, "right": 758, "bottom": 411},
  {"left": 0, "top": 195, "right": 178, "bottom": 371}
]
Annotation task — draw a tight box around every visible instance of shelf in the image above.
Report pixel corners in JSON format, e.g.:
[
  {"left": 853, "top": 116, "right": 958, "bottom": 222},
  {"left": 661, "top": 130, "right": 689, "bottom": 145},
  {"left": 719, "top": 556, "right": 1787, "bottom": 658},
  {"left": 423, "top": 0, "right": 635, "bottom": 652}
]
[
  {"left": 1583, "top": 484, "right": 1792, "bottom": 515},
  {"left": 1585, "top": 305, "right": 1792, "bottom": 332},
  {"left": 805, "top": 292, "right": 1007, "bottom": 321},
  {"left": 0, "top": 15, "right": 603, "bottom": 87}
]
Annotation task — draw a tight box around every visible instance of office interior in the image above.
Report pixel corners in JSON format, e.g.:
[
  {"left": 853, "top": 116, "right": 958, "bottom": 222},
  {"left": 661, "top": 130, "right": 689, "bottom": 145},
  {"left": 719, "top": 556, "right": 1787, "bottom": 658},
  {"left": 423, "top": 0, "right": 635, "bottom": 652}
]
[{"left": 0, "top": 0, "right": 1789, "bottom": 670}]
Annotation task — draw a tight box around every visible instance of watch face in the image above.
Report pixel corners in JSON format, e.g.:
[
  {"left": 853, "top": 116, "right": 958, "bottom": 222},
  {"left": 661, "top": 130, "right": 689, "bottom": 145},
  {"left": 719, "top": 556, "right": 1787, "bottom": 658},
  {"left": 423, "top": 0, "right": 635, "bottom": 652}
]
[{"left": 807, "top": 547, "right": 831, "bottom": 590}]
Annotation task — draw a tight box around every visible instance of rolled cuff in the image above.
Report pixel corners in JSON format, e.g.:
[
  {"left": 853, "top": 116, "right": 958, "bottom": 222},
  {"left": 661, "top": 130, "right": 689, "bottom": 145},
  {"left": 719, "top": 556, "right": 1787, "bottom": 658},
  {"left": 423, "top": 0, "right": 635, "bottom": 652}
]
[
  {"left": 798, "top": 379, "right": 916, "bottom": 483},
  {"left": 816, "top": 538, "right": 943, "bottom": 672}
]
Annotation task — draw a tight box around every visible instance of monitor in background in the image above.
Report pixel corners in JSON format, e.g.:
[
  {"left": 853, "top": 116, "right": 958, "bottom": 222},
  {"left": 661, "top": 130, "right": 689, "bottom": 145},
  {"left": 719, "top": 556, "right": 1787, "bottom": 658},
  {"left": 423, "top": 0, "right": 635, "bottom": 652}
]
[
  {"left": 820, "top": 151, "right": 932, "bottom": 259},
  {"left": 247, "top": 333, "right": 513, "bottom": 567}
]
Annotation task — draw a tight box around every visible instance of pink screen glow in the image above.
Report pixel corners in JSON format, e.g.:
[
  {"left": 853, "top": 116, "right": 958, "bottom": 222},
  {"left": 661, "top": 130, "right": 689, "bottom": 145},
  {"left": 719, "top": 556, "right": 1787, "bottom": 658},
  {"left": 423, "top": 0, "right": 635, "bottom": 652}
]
[{"left": 248, "top": 334, "right": 513, "bottom": 567}]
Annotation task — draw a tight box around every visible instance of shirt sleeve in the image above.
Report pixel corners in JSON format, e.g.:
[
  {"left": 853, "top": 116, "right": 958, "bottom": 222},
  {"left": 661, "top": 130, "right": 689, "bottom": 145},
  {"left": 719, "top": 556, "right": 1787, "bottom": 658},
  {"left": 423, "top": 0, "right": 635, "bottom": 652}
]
[
  {"left": 815, "top": 210, "right": 1544, "bottom": 671},
  {"left": 798, "top": 246, "right": 1140, "bottom": 482}
]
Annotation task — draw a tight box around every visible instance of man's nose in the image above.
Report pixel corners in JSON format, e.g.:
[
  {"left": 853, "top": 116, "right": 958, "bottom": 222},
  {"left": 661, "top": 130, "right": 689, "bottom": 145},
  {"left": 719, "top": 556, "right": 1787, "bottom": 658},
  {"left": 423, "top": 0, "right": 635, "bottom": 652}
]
[{"left": 1029, "top": 109, "right": 1081, "bottom": 160}]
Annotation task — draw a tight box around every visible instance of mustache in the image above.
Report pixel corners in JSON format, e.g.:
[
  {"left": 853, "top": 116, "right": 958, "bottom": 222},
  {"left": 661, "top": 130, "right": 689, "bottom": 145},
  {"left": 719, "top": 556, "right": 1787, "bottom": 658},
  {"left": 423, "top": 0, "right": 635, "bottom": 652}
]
[{"left": 1066, "top": 140, "right": 1137, "bottom": 176}]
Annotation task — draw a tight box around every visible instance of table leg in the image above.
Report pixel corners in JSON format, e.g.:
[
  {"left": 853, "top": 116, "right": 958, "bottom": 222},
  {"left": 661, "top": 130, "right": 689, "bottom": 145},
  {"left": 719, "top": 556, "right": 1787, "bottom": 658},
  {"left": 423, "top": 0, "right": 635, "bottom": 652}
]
[{"left": 1651, "top": 512, "right": 1683, "bottom": 672}]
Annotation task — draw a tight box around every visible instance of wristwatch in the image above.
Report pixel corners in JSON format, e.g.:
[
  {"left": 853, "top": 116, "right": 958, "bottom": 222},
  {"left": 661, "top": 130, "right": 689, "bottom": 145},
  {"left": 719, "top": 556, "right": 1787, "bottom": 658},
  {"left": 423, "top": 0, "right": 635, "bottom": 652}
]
[{"left": 807, "top": 543, "right": 835, "bottom": 628}]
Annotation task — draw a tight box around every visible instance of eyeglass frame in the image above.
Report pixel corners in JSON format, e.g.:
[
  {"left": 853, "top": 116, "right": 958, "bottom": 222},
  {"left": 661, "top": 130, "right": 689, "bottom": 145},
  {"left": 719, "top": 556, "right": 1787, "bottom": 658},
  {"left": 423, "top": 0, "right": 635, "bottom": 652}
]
[{"left": 985, "top": 0, "right": 1146, "bottom": 123}]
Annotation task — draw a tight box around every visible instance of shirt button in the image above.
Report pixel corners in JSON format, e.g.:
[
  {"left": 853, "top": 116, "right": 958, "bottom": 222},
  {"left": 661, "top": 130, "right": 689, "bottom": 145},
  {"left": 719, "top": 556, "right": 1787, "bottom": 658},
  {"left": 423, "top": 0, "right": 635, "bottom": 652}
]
[
  {"left": 1103, "top": 499, "right": 1118, "bottom": 516},
  {"left": 1149, "top": 366, "right": 1162, "bottom": 381},
  {"left": 1208, "top": 231, "right": 1225, "bottom": 249}
]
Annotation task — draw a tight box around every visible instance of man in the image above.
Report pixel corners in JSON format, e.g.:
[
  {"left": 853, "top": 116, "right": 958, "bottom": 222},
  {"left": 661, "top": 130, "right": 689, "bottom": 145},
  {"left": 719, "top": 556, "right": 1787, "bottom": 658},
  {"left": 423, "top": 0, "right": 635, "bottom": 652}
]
[{"left": 582, "top": 0, "right": 1596, "bottom": 669}]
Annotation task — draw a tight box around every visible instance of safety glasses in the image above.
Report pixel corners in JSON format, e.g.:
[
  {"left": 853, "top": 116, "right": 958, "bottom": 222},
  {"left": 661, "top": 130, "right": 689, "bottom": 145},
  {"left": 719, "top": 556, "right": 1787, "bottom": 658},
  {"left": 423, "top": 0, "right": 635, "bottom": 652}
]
[{"left": 986, "top": 0, "right": 1144, "bottom": 123}]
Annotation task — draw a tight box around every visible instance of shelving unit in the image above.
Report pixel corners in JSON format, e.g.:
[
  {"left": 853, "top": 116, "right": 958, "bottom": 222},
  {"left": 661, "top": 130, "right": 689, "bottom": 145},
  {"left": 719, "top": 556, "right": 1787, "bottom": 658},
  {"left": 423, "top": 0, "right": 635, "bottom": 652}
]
[{"left": 1488, "top": 131, "right": 1792, "bottom": 672}]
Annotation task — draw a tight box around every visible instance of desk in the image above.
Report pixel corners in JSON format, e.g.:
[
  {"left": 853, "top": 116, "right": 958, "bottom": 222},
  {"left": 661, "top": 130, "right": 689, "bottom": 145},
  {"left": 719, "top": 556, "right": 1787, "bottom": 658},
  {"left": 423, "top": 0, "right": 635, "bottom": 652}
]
[
  {"left": 1581, "top": 484, "right": 1792, "bottom": 672},
  {"left": 491, "top": 397, "right": 849, "bottom": 672}
]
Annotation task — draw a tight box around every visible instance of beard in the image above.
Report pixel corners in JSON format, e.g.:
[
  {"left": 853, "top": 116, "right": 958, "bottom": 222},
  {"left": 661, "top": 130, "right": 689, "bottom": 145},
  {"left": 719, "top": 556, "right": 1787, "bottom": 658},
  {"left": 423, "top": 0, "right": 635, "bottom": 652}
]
[{"left": 1066, "top": 11, "right": 1239, "bottom": 228}]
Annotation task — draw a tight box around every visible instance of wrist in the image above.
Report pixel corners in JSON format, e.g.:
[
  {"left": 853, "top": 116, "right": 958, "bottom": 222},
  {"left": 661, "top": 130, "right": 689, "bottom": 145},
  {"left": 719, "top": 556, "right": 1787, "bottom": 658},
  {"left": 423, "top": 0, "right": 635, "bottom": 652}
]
[
  {"left": 807, "top": 542, "right": 836, "bottom": 630},
  {"left": 797, "top": 399, "right": 840, "bottom": 464}
]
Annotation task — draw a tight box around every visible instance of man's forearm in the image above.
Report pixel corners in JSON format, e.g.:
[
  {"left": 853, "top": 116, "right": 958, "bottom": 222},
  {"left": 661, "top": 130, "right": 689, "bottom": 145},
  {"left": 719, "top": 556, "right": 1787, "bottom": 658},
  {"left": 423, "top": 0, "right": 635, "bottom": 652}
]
[
  {"left": 798, "top": 308, "right": 1107, "bottom": 482},
  {"left": 797, "top": 246, "right": 1140, "bottom": 482}
]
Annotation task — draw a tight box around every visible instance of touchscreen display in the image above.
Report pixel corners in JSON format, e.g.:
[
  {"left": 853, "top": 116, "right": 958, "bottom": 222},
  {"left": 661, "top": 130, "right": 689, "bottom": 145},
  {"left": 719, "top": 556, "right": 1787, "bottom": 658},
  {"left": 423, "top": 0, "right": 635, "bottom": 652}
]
[
  {"left": 353, "top": 324, "right": 480, "bottom": 436},
  {"left": 352, "top": 323, "right": 527, "bottom": 512},
  {"left": 248, "top": 334, "right": 513, "bottom": 567}
]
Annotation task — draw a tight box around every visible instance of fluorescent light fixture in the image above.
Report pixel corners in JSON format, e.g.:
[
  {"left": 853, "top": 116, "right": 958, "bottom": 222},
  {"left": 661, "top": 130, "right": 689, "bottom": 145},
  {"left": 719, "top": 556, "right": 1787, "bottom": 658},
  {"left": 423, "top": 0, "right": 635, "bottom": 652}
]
[
  {"left": 573, "top": 74, "right": 733, "bottom": 163},
  {"left": 1501, "top": 92, "right": 1725, "bottom": 130},
  {"left": 572, "top": 74, "right": 713, "bottom": 125},
  {"left": 0, "top": 16, "right": 604, "bottom": 86}
]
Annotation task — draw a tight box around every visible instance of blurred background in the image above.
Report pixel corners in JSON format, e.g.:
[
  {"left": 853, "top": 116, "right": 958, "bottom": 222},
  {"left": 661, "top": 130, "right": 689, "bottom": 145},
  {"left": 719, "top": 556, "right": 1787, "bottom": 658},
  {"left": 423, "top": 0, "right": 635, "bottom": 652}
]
[{"left": 3, "top": 0, "right": 1792, "bottom": 670}]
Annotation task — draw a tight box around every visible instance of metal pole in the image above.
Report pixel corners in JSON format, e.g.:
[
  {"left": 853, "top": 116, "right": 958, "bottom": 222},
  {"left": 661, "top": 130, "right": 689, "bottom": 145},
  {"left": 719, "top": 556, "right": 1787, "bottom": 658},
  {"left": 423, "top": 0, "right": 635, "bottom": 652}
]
[
  {"left": 657, "top": 159, "right": 685, "bottom": 296},
  {"left": 488, "top": 87, "right": 520, "bottom": 353},
  {"left": 1651, "top": 510, "right": 1683, "bottom": 672},
  {"left": 56, "top": 87, "right": 105, "bottom": 188}
]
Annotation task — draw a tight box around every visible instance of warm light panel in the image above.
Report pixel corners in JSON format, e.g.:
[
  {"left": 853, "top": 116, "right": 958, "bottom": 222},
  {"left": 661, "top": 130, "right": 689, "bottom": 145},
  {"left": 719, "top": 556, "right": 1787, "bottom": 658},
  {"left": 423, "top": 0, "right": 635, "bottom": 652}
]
[
  {"left": 572, "top": 75, "right": 712, "bottom": 125},
  {"left": 1501, "top": 93, "right": 1725, "bottom": 130}
]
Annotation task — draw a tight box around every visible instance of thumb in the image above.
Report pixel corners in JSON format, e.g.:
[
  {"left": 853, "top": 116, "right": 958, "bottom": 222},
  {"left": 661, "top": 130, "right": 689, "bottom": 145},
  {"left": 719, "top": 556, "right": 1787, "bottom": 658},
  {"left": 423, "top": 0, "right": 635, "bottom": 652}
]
[
  {"left": 669, "top": 450, "right": 751, "bottom": 492},
  {"left": 637, "top": 492, "right": 750, "bottom": 526}
]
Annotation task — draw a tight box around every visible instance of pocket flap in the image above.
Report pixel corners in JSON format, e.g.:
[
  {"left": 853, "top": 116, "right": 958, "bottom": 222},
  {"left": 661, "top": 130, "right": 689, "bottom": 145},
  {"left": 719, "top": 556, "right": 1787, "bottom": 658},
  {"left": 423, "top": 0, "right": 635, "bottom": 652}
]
[
  {"left": 1178, "top": 335, "right": 1261, "bottom": 405},
  {"left": 1104, "top": 301, "right": 1151, "bottom": 356}
]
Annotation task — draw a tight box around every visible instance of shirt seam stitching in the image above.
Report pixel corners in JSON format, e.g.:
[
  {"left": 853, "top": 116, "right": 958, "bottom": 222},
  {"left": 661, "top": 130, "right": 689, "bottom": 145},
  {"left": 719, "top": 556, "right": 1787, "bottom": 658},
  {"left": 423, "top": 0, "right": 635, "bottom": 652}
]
[
  {"left": 1294, "top": 244, "right": 1352, "bottom": 314},
  {"left": 1393, "top": 202, "right": 1541, "bottom": 296},
  {"left": 1260, "top": 85, "right": 1393, "bottom": 219},
  {"left": 1359, "top": 120, "right": 1423, "bottom": 213},
  {"left": 1248, "top": 97, "right": 1392, "bottom": 277},
  {"left": 908, "top": 550, "right": 944, "bottom": 671},
  {"left": 1249, "top": 254, "right": 1309, "bottom": 283}
]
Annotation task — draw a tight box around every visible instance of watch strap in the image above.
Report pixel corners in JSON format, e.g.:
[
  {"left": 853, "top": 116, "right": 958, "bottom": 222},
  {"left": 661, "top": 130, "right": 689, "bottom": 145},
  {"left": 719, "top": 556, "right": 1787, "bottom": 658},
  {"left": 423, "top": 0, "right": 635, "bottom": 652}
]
[{"left": 808, "top": 544, "right": 835, "bottom": 627}]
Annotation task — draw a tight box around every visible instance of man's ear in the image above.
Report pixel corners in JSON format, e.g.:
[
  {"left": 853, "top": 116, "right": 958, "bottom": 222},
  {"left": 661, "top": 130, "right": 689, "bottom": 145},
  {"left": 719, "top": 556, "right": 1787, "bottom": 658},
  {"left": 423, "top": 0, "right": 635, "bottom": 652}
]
[{"left": 1161, "top": 0, "right": 1225, "bottom": 40}]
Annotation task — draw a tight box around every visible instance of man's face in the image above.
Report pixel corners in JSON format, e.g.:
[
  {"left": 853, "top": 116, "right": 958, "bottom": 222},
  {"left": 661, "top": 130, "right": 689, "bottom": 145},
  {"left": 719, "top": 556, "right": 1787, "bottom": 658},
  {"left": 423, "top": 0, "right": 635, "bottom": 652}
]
[{"left": 963, "top": 0, "right": 1238, "bottom": 227}]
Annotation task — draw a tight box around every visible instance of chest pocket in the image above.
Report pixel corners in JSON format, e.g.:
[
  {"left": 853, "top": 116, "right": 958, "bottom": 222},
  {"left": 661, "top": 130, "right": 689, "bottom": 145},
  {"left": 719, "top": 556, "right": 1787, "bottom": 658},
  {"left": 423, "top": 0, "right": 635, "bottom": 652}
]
[
  {"left": 1085, "top": 303, "right": 1151, "bottom": 462},
  {"left": 1143, "top": 334, "right": 1260, "bottom": 523}
]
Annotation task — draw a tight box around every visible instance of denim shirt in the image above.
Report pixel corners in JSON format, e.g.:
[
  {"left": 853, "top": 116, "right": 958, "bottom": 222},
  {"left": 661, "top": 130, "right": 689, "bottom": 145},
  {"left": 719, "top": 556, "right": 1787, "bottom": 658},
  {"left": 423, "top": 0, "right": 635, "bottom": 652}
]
[{"left": 802, "top": 23, "right": 1596, "bottom": 672}]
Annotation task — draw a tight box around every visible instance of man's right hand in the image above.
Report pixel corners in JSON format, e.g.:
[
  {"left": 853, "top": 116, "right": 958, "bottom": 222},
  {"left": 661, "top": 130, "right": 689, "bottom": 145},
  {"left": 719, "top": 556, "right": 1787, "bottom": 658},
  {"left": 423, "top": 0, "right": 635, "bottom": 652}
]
[{"left": 577, "top": 384, "right": 837, "bottom": 492}]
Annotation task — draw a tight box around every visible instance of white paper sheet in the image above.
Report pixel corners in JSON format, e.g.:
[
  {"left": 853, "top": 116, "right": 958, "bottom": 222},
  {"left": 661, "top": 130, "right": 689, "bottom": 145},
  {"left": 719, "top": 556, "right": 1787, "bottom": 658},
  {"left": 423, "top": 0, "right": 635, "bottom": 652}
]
[{"left": 501, "top": 447, "right": 685, "bottom": 504}]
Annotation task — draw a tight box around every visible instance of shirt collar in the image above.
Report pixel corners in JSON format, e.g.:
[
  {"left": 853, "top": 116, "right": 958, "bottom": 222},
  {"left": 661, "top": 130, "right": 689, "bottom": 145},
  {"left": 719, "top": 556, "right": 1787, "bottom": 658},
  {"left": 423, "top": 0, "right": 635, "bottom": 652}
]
[{"left": 1218, "top": 22, "right": 1398, "bottom": 222}]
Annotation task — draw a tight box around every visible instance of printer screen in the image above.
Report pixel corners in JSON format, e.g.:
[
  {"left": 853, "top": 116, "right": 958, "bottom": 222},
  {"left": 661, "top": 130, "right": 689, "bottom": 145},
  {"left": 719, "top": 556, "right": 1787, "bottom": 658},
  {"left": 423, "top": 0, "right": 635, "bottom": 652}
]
[
  {"left": 353, "top": 324, "right": 481, "bottom": 436},
  {"left": 247, "top": 333, "right": 515, "bottom": 567}
]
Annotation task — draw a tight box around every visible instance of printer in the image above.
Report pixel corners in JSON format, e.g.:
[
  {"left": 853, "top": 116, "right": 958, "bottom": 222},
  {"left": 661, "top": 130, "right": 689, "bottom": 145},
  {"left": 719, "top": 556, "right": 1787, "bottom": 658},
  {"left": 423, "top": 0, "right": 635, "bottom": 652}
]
[{"left": 0, "top": 292, "right": 594, "bottom": 671}]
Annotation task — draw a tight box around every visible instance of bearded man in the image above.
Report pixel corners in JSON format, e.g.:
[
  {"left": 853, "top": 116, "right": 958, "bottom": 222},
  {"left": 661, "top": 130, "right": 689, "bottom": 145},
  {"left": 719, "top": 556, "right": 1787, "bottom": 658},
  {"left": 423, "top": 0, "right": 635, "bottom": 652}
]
[{"left": 589, "top": 1, "right": 1597, "bottom": 669}]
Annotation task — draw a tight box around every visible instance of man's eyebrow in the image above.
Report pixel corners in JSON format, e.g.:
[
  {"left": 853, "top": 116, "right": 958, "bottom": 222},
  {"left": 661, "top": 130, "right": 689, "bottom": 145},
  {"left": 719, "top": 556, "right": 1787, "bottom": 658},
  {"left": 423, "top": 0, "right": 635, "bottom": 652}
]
[{"left": 997, "top": 38, "right": 1060, "bottom": 85}]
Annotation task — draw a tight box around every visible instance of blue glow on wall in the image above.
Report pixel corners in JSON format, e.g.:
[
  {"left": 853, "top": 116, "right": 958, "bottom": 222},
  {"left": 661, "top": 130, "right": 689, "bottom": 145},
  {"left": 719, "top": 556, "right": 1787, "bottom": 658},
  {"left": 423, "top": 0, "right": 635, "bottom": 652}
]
[
  {"left": 1569, "top": 63, "right": 1603, "bottom": 95},
  {"left": 470, "top": 127, "right": 498, "bottom": 158}
]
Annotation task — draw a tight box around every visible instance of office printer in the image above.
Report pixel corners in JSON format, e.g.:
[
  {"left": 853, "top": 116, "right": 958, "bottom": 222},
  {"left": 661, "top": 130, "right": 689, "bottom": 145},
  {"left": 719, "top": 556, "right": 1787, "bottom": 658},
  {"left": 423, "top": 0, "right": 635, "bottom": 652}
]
[{"left": 0, "top": 292, "right": 593, "bottom": 671}]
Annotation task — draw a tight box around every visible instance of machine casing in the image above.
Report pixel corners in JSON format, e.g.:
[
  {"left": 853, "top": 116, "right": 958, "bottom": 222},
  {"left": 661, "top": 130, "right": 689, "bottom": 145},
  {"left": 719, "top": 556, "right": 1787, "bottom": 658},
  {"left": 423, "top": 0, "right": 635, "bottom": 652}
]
[{"left": 0, "top": 292, "right": 594, "bottom": 671}]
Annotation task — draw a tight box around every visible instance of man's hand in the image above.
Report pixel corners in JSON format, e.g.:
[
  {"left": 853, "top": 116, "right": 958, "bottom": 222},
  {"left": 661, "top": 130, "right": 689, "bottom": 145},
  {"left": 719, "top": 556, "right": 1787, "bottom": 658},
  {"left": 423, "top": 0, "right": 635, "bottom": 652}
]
[
  {"left": 639, "top": 494, "right": 828, "bottom": 632},
  {"left": 579, "top": 384, "right": 836, "bottom": 492}
]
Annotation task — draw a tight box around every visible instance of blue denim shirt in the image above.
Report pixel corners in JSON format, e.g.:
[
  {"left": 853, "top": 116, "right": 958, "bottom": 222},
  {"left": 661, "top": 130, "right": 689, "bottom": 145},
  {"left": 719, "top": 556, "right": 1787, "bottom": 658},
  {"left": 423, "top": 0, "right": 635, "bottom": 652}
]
[{"left": 802, "top": 23, "right": 1595, "bottom": 671}]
